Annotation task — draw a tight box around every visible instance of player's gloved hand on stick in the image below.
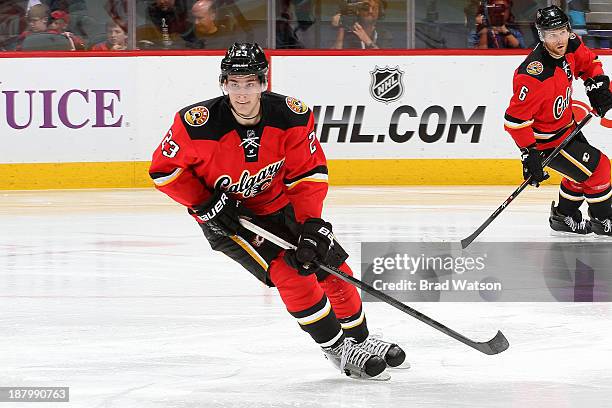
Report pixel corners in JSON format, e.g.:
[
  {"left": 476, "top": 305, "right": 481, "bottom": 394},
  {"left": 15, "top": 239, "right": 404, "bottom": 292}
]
[
  {"left": 285, "top": 218, "right": 334, "bottom": 276},
  {"left": 190, "top": 190, "right": 241, "bottom": 236},
  {"left": 521, "top": 144, "right": 549, "bottom": 187},
  {"left": 585, "top": 75, "right": 612, "bottom": 117}
]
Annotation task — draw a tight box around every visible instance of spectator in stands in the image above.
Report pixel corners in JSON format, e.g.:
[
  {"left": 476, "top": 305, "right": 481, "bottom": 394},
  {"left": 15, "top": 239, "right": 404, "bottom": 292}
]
[
  {"left": 0, "top": 1, "right": 27, "bottom": 50},
  {"left": 104, "top": 0, "right": 127, "bottom": 34},
  {"left": 277, "top": 3, "right": 303, "bottom": 49},
  {"left": 468, "top": 0, "right": 525, "bottom": 48},
  {"left": 567, "top": 0, "right": 588, "bottom": 36},
  {"left": 44, "top": 0, "right": 97, "bottom": 42},
  {"left": 23, "top": 3, "right": 48, "bottom": 34},
  {"left": 15, "top": 3, "right": 49, "bottom": 49},
  {"left": 26, "top": 1, "right": 43, "bottom": 11},
  {"left": 276, "top": 0, "right": 315, "bottom": 49},
  {"left": 216, "top": 0, "right": 255, "bottom": 42},
  {"left": 48, "top": 9, "right": 85, "bottom": 49},
  {"left": 90, "top": 20, "right": 127, "bottom": 50},
  {"left": 181, "top": 0, "right": 234, "bottom": 49},
  {"left": 331, "top": 0, "right": 392, "bottom": 49},
  {"left": 137, "top": 0, "right": 188, "bottom": 49},
  {"left": 16, "top": 3, "right": 74, "bottom": 50}
]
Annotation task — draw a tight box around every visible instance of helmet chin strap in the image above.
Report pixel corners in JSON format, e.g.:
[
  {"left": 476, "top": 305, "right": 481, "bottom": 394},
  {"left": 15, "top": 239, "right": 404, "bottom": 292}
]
[{"left": 231, "top": 105, "right": 261, "bottom": 120}]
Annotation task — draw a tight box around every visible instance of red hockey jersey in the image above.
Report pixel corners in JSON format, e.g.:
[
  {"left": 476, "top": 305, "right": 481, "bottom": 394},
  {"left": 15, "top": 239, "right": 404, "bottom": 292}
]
[
  {"left": 149, "top": 92, "right": 328, "bottom": 223},
  {"left": 504, "top": 34, "right": 606, "bottom": 149}
]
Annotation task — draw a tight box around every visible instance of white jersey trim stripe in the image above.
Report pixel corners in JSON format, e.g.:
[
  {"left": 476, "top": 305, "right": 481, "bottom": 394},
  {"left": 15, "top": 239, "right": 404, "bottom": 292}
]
[
  {"left": 504, "top": 118, "right": 534, "bottom": 129},
  {"left": 534, "top": 132, "right": 557, "bottom": 140},
  {"left": 152, "top": 168, "right": 183, "bottom": 187},
  {"left": 286, "top": 173, "right": 329, "bottom": 190},
  {"left": 533, "top": 121, "right": 574, "bottom": 140}
]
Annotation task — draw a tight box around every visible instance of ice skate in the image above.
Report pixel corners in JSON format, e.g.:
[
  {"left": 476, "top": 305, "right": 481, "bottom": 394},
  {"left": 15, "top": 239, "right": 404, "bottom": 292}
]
[
  {"left": 588, "top": 209, "right": 612, "bottom": 236},
  {"left": 355, "top": 334, "right": 410, "bottom": 369},
  {"left": 322, "top": 338, "right": 390, "bottom": 380},
  {"left": 549, "top": 201, "right": 592, "bottom": 235}
]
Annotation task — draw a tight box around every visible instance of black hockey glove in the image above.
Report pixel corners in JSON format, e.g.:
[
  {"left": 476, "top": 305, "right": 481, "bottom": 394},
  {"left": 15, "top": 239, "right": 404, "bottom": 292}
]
[
  {"left": 285, "top": 218, "right": 334, "bottom": 276},
  {"left": 190, "top": 190, "right": 241, "bottom": 236},
  {"left": 521, "top": 145, "right": 549, "bottom": 187},
  {"left": 585, "top": 75, "right": 612, "bottom": 117}
]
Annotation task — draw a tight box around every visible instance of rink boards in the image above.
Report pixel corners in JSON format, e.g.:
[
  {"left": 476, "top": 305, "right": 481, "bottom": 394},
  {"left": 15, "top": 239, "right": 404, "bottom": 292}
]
[{"left": 0, "top": 51, "right": 610, "bottom": 189}]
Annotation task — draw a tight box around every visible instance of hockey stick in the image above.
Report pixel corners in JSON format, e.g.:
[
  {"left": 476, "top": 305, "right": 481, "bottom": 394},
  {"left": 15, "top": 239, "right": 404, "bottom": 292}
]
[
  {"left": 239, "top": 217, "right": 509, "bottom": 355},
  {"left": 460, "top": 113, "right": 594, "bottom": 249}
]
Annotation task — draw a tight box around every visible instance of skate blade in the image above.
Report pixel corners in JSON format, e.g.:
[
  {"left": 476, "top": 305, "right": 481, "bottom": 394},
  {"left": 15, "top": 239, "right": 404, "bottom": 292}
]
[
  {"left": 389, "top": 360, "right": 411, "bottom": 369},
  {"left": 346, "top": 371, "right": 391, "bottom": 381},
  {"left": 366, "top": 371, "right": 392, "bottom": 381},
  {"left": 549, "top": 230, "right": 592, "bottom": 238}
]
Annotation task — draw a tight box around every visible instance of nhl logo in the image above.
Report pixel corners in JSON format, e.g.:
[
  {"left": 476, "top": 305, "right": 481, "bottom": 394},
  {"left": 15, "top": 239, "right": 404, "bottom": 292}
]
[{"left": 369, "top": 66, "right": 404, "bottom": 104}]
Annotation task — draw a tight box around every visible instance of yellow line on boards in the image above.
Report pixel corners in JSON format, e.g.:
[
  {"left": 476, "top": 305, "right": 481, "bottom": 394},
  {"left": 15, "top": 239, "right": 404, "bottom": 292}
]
[
  {"left": 0, "top": 159, "right": 581, "bottom": 190},
  {"left": 0, "top": 162, "right": 152, "bottom": 190},
  {"left": 327, "top": 159, "right": 564, "bottom": 185}
]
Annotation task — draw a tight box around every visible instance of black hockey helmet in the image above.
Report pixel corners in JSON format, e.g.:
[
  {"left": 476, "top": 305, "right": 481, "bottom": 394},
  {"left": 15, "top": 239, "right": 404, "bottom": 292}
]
[
  {"left": 219, "top": 42, "right": 268, "bottom": 86},
  {"left": 536, "top": 6, "right": 570, "bottom": 40}
]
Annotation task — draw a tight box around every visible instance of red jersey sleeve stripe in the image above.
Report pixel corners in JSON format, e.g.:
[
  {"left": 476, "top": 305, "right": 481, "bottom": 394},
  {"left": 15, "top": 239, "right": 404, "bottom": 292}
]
[
  {"left": 150, "top": 168, "right": 184, "bottom": 187},
  {"left": 284, "top": 165, "right": 329, "bottom": 189},
  {"left": 286, "top": 175, "right": 328, "bottom": 190},
  {"left": 504, "top": 120, "right": 534, "bottom": 130}
]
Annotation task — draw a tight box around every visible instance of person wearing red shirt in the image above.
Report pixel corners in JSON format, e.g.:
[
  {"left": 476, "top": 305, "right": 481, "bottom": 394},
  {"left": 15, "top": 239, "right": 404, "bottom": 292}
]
[
  {"left": 15, "top": 4, "right": 49, "bottom": 49},
  {"left": 149, "top": 43, "right": 407, "bottom": 380},
  {"left": 504, "top": 6, "right": 612, "bottom": 235},
  {"left": 90, "top": 21, "right": 127, "bottom": 51},
  {"left": 47, "top": 10, "right": 86, "bottom": 50}
]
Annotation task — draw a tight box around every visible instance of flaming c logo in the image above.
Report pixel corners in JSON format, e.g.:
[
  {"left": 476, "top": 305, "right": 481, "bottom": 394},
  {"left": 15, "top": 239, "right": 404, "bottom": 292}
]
[{"left": 572, "top": 100, "right": 612, "bottom": 128}]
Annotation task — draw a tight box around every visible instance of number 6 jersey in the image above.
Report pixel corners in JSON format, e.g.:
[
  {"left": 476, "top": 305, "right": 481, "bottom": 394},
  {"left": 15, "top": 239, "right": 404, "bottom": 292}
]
[{"left": 504, "top": 34, "right": 606, "bottom": 150}]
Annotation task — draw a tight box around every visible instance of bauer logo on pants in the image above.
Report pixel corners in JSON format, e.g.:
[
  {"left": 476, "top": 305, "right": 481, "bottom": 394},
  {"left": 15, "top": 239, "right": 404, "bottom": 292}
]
[{"left": 369, "top": 66, "right": 404, "bottom": 104}]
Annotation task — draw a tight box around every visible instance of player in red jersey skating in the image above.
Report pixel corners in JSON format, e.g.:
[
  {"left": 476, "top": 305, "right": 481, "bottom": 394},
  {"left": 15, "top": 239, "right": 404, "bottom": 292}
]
[
  {"left": 504, "top": 6, "right": 612, "bottom": 235},
  {"left": 150, "top": 43, "right": 408, "bottom": 380}
]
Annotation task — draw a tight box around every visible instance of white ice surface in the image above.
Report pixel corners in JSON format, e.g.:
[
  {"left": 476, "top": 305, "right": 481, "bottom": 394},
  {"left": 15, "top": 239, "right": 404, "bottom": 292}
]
[{"left": 1, "top": 186, "right": 610, "bottom": 408}]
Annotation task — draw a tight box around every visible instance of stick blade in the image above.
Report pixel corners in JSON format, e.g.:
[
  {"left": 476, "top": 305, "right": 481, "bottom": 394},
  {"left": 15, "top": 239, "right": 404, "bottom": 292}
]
[
  {"left": 460, "top": 234, "right": 477, "bottom": 249},
  {"left": 473, "top": 330, "right": 509, "bottom": 355}
]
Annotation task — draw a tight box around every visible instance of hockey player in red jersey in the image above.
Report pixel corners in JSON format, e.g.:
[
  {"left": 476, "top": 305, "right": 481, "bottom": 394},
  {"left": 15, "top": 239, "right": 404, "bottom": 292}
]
[
  {"left": 504, "top": 6, "right": 612, "bottom": 235},
  {"left": 149, "top": 43, "right": 407, "bottom": 379}
]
